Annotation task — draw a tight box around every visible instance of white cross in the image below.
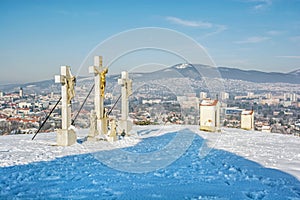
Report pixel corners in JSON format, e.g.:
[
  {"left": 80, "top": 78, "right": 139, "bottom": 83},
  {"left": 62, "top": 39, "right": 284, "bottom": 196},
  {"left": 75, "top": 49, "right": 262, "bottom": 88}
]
[
  {"left": 55, "top": 66, "right": 75, "bottom": 130},
  {"left": 118, "top": 71, "right": 132, "bottom": 133},
  {"left": 54, "top": 66, "right": 77, "bottom": 146},
  {"left": 89, "top": 56, "right": 108, "bottom": 135}
]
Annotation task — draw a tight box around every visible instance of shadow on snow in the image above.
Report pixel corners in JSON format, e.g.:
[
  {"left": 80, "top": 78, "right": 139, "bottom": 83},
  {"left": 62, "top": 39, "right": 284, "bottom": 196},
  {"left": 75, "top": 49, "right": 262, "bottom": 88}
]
[{"left": 1, "top": 130, "right": 300, "bottom": 199}]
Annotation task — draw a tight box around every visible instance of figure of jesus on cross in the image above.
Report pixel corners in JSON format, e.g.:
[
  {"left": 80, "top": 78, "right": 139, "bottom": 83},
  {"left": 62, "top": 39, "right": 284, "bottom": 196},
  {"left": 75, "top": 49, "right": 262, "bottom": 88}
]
[
  {"left": 99, "top": 68, "right": 108, "bottom": 97},
  {"left": 89, "top": 56, "right": 108, "bottom": 136}
]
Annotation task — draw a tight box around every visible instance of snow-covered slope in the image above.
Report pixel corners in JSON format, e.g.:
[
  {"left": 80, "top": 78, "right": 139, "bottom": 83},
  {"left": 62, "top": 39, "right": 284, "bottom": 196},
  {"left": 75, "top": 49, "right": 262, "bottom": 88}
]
[{"left": 0, "top": 126, "right": 299, "bottom": 199}]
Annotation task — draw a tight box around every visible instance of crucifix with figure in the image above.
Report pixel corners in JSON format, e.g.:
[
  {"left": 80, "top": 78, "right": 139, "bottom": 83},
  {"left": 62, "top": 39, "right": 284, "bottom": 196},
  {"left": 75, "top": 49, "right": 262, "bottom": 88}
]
[
  {"left": 54, "top": 66, "right": 77, "bottom": 146},
  {"left": 89, "top": 56, "right": 108, "bottom": 137}
]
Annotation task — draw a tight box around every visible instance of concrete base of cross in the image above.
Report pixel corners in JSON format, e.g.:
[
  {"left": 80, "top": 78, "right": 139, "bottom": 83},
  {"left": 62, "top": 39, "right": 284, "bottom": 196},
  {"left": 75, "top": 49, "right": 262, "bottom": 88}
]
[
  {"left": 56, "top": 129, "right": 77, "bottom": 146},
  {"left": 107, "top": 136, "right": 117, "bottom": 142},
  {"left": 199, "top": 126, "right": 221, "bottom": 132},
  {"left": 97, "top": 119, "right": 108, "bottom": 135},
  {"left": 86, "top": 136, "right": 100, "bottom": 142},
  {"left": 118, "top": 120, "right": 133, "bottom": 135},
  {"left": 87, "top": 131, "right": 107, "bottom": 142}
]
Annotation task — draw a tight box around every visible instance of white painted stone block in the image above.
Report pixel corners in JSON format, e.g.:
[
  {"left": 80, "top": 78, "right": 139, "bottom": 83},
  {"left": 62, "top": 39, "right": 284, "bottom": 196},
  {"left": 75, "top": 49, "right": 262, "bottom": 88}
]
[{"left": 56, "top": 129, "right": 77, "bottom": 146}]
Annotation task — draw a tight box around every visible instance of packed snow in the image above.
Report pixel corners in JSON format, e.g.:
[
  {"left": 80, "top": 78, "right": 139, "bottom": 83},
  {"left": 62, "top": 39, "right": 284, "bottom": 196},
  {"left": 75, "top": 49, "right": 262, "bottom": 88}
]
[{"left": 0, "top": 125, "right": 300, "bottom": 199}]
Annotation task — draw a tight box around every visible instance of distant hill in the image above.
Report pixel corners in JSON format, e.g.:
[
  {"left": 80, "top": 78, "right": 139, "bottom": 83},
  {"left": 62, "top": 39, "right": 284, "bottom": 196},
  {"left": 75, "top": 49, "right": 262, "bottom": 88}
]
[
  {"left": 218, "top": 66, "right": 300, "bottom": 84},
  {"left": 288, "top": 69, "right": 300, "bottom": 76},
  {"left": 129, "top": 64, "right": 300, "bottom": 84},
  {"left": 0, "top": 65, "right": 299, "bottom": 92},
  {"left": 0, "top": 79, "right": 55, "bottom": 93}
]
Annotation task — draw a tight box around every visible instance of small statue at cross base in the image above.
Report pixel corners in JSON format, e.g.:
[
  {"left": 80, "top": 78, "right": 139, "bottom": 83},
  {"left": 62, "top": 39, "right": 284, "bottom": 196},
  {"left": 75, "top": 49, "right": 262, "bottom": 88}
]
[{"left": 89, "top": 110, "right": 97, "bottom": 137}]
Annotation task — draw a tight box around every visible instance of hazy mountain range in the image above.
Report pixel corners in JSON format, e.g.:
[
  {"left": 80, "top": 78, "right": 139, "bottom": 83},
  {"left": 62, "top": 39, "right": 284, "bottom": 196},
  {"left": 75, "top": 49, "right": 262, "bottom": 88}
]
[
  {"left": 122, "top": 64, "right": 300, "bottom": 84},
  {"left": 1, "top": 65, "right": 299, "bottom": 92},
  {"left": 218, "top": 66, "right": 300, "bottom": 84}
]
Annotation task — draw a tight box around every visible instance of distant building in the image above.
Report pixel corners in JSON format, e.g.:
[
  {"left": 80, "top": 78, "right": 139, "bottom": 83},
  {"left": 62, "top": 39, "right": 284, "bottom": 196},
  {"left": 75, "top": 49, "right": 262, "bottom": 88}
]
[
  {"left": 247, "top": 92, "right": 254, "bottom": 98},
  {"left": 265, "top": 93, "right": 272, "bottom": 99},
  {"left": 142, "top": 99, "right": 161, "bottom": 104},
  {"left": 283, "top": 101, "right": 292, "bottom": 107},
  {"left": 18, "top": 102, "right": 32, "bottom": 108},
  {"left": 199, "top": 92, "right": 207, "bottom": 100},
  {"left": 19, "top": 87, "right": 23, "bottom": 98},
  {"left": 199, "top": 99, "right": 220, "bottom": 132},
  {"left": 261, "top": 125, "right": 271, "bottom": 133},
  {"left": 284, "top": 93, "right": 297, "bottom": 102},
  {"left": 241, "top": 110, "right": 254, "bottom": 130},
  {"left": 260, "top": 98, "right": 280, "bottom": 106},
  {"left": 17, "top": 107, "right": 31, "bottom": 115},
  {"left": 177, "top": 96, "right": 199, "bottom": 109},
  {"left": 220, "top": 92, "right": 229, "bottom": 100},
  {"left": 225, "top": 107, "right": 244, "bottom": 115}
]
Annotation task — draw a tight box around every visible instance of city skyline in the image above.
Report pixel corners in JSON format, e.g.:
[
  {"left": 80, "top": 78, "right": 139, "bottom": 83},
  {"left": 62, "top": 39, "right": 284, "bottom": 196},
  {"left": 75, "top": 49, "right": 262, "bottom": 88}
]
[{"left": 1, "top": 0, "right": 300, "bottom": 83}]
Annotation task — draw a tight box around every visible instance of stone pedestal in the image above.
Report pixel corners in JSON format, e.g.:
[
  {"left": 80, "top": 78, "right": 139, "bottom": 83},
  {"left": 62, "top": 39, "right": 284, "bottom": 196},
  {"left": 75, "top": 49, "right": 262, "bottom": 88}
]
[
  {"left": 118, "top": 120, "right": 133, "bottom": 135},
  {"left": 57, "top": 129, "right": 77, "bottom": 146},
  {"left": 107, "top": 134, "right": 117, "bottom": 142},
  {"left": 98, "top": 118, "right": 108, "bottom": 135}
]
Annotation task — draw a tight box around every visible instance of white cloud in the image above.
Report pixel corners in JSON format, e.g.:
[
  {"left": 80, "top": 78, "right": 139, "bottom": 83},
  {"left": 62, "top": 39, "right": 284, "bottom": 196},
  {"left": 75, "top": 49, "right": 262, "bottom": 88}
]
[
  {"left": 245, "top": 0, "right": 273, "bottom": 10},
  {"left": 204, "top": 25, "right": 227, "bottom": 38},
  {"left": 165, "top": 16, "right": 212, "bottom": 28},
  {"left": 266, "top": 30, "right": 283, "bottom": 36},
  {"left": 235, "top": 36, "right": 270, "bottom": 44},
  {"left": 165, "top": 16, "right": 227, "bottom": 38},
  {"left": 254, "top": 4, "right": 264, "bottom": 10}
]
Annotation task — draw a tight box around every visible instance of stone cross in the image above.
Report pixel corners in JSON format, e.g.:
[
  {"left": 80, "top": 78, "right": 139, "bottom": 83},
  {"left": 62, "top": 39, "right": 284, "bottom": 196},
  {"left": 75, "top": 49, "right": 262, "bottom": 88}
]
[
  {"left": 54, "top": 66, "right": 77, "bottom": 146},
  {"left": 89, "top": 56, "right": 108, "bottom": 135},
  {"left": 118, "top": 71, "right": 132, "bottom": 134}
]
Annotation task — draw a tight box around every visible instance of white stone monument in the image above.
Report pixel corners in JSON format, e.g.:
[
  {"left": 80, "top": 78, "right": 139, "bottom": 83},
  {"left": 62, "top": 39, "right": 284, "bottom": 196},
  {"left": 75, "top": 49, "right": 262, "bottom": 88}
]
[
  {"left": 118, "top": 71, "right": 133, "bottom": 134},
  {"left": 55, "top": 66, "right": 77, "bottom": 146},
  {"left": 199, "top": 99, "right": 220, "bottom": 132},
  {"left": 89, "top": 56, "right": 108, "bottom": 136},
  {"left": 107, "top": 118, "right": 117, "bottom": 142},
  {"left": 87, "top": 110, "right": 98, "bottom": 141},
  {"left": 241, "top": 110, "right": 254, "bottom": 130}
]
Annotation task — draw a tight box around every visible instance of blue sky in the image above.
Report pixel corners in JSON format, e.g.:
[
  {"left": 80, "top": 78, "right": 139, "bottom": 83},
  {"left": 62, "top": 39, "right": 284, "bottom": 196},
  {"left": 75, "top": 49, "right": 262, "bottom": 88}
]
[{"left": 0, "top": 0, "right": 300, "bottom": 83}]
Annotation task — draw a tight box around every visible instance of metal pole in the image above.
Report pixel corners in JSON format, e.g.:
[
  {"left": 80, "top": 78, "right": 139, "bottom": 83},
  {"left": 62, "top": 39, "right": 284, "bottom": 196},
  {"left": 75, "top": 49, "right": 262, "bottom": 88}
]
[
  {"left": 107, "top": 94, "right": 121, "bottom": 116},
  {"left": 32, "top": 97, "right": 62, "bottom": 140},
  {"left": 71, "top": 84, "right": 95, "bottom": 125}
]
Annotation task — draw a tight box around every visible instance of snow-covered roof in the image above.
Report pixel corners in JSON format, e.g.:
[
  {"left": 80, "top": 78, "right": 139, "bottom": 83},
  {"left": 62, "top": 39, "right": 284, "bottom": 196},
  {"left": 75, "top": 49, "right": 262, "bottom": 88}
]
[
  {"left": 175, "top": 63, "right": 190, "bottom": 69},
  {"left": 241, "top": 110, "right": 254, "bottom": 115},
  {"left": 200, "top": 99, "right": 218, "bottom": 106}
]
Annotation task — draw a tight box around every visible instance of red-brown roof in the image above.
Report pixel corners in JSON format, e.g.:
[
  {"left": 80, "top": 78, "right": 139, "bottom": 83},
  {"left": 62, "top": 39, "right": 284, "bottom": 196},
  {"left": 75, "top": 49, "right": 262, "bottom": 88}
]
[{"left": 7, "top": 117, "right": 38, "bottom": 123}]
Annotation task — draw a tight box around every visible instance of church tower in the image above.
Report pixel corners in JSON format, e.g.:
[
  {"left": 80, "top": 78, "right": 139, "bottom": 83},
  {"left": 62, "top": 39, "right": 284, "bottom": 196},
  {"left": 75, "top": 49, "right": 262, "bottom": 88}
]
[{"left": 19, "top": 87, "right": 23, "bottom": 98}]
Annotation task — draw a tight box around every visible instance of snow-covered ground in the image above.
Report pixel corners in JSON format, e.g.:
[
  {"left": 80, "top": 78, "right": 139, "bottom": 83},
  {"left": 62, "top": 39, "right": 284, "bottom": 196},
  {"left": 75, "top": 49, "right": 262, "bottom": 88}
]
[{"left": 0, "top": 125, "right": 300, "bottom": 199}]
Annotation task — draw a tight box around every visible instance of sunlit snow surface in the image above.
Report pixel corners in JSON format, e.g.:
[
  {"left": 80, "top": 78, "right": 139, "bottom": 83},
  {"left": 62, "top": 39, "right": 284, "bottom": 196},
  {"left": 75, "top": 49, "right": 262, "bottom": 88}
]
[{"left": 0, "top": 125, "right": 300, "bottom": 199}]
